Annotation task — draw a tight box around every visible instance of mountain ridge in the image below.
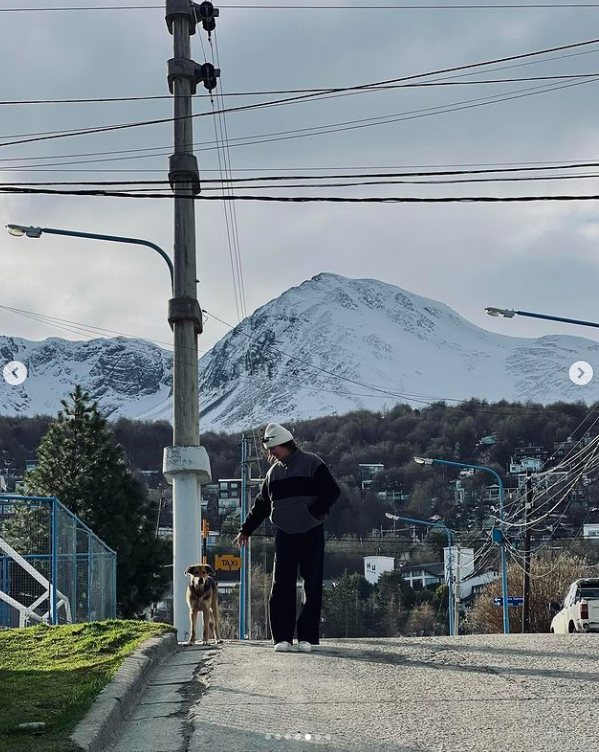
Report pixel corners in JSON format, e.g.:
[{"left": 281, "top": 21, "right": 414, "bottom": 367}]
[{"left": 2, "top": 272, "right": 598, "bottom": 431}]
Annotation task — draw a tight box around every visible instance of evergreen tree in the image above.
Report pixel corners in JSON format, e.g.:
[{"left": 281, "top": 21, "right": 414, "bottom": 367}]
[{"left": 26, "top": 385, "right": 170, "bottom": 617}]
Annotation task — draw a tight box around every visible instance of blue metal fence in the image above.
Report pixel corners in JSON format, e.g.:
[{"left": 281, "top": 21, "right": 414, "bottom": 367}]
[{"left": 0, "top": 495, "right": 116, "bottom": 627}]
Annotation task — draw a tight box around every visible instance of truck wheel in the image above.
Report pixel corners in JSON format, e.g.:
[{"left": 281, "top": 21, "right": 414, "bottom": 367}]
[{"left": 568, "top": 621, "right": 576, "bottom": 633}]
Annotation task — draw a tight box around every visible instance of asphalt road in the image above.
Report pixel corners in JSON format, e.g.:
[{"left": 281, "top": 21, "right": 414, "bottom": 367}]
[{"left": 108, "top": 634, "right": 599, "bottom": 752}]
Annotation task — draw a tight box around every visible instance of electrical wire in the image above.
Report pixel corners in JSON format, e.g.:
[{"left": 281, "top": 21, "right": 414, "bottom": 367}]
[
  {"left": 501, "top": 441, "right": 599, "bottom": 530},
  {"left": 7, "top": 74, "right": 599, "bottom": 106},
  {"left": 6, "top": 4, "right": 599, "bottom": 12},
  {"left": 14, "top": 169, "right": 599, "bottom": 188},
  {"left": 3, "top": 302, "right": 584, "bottom": 418},
  {"left": 10, "top": 185, "right": 599, "bottom": 201},
  {"left": 5, "top": 74, "right": 599, "bottom": 170},
  {"left": 2, "top": 35, "right": 599, "bottom": 149}
]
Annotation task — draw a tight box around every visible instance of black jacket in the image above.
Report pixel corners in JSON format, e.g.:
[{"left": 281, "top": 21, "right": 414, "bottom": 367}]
[{"left": 240, "top": 449, "right": 340, "bottom": 535}]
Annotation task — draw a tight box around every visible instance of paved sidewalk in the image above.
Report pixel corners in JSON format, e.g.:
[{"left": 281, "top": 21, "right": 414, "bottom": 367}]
[
  {"left": 107, "top": 635, "right": 599, "bottom": 752},
  {"left": 106, "top": 643, "right": 217, "bottom": 752}
]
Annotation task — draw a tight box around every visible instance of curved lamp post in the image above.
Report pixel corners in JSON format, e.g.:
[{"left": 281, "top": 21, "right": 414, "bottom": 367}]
[
  {"left": 386, "top": 511, "right": 455, "bottom": 636},
  {"left": 414, "top": 456, "right": 510, "bottom": 635},
  {"left": 5, "top": 221, "right": 185, "bottom": 629},
  {"left": 6, "top": 224, "right": 174, "bottom": 289}
]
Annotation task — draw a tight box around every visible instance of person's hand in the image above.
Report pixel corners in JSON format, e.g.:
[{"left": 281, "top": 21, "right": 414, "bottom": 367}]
[{"left": 233, "top": 532, "right": 249, "bottom": 548}]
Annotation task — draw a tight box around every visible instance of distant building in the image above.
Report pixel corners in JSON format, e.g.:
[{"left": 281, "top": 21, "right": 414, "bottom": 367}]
[
  {"left": 215, "top": 478, "right": 261, "bottom": 517},
  {"left": 460, "top": 570, "right": 499, "bottom": 605},
  {"left": 514, "top": 445, "right": 545, "bottom": 460},
  {"left": 583, "top": 524, "right": 599, "bottom": 539},
  {"left": 451, "top": 479, "right": 473, "bottom": 505},
  {"left": 484, "top": 484, "right": 502, "bottom": 502},
  {"left": 401, "top": 562, "right": 444, "bottom": 589},
  {"left": 364, "top": 556, "right": 395, "bottom": 585},
  {"left": 359, "top": 463, "right": 384, "bottom": 490},
  {"left": 376, "top": 490, "right": 410, "bottom": 502},
  {"left": 509, "top": 457, "right": 543, "bottom": 475},
  {"left": 216, "top": 479, "right": 242, "bottom": 516},
  {"left": 478, "top": 434, "right": 498, "bottom": 446}
]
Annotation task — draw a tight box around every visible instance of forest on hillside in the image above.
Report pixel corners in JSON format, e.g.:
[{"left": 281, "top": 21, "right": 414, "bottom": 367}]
[{"left": 2, "top": 397, "right": 599, "bottom": 540}]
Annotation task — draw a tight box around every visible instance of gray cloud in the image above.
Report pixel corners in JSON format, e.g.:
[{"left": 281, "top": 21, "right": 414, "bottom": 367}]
[{"left": 2, "top": 1, "right": 599, "bottom": 362}]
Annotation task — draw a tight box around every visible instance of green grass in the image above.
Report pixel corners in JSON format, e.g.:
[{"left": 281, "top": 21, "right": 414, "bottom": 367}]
[{"left": 0, "top": 620, "right": 175, "bottom": 752}]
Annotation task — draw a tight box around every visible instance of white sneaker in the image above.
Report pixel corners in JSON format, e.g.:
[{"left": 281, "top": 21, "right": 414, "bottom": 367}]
[
  {"left": 297, "top": 641, "right": 312, "bottom": 653},
  {"left": 274, "top": 641, "right": 292, "bottom": 652}
]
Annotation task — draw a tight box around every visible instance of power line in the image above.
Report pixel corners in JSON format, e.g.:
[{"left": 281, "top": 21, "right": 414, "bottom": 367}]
[
  {"left": 3, "top": 75, "right": 597, "bottom": 171},
  {"left": 5, "top": 4, "right": 599, "bottom": 12},
  {"left": 9, "top": 185, "right": 599, "bottom": 201},
  {"left": 12, "top": 169, "right": 599, "bottom": 188},
  {"left": 2, "top": 35, "right": 599, "bottom": 148},
  {"left": 3, "top": 74, "right": 599, "bottom": 106}
]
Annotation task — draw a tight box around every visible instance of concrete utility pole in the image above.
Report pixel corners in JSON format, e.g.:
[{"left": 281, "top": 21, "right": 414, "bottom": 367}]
[
  {"left": 522, "top": 469, "right": 534, "bottom": 633},
  {"left": 239, "top": 436, "right": 249, "bottom": 640},
  {"left": 454, "top": 547, "right": 461, "bottom": 636},
  {"left": 163, "top": 0, "right": 219, "bottom": 642}
]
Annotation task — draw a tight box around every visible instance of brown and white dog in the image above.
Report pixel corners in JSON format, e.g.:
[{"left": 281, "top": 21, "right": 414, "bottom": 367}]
[{"left": 184, "top": 563, "right": 223, "bottom": 646}]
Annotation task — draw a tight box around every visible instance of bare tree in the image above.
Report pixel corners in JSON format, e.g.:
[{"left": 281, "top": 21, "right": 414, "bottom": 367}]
[{"left": 465, "top": 552, "right": 591, "bottom": 634}]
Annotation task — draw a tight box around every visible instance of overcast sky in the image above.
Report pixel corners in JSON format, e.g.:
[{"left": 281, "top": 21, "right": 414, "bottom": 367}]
[{"left": 3, "top": 0, "right": 599, "bottom": 368}]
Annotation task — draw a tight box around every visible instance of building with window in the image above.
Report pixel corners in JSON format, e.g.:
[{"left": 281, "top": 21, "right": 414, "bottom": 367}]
[
  {"left": 509, "top": 457, "right": 543, "bottom": 475},
  {"left": 401, "top": 562, "right": 445, "bottom": 589},
  {"left": 364, "top": 556, "right": 395, "bottom": 585},
  {"left": 359, "top": 463, "right": 384, "bottom": 490}
]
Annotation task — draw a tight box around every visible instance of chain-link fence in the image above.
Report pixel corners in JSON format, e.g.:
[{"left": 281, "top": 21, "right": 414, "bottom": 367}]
[{"left": 0, "top": 495, "right": 116, "bottom": 628}]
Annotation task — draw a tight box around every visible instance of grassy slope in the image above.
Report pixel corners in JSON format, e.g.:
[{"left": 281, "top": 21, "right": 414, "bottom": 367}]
[{"left": 0, "top": 620, "right": 174, "bottom": 752}]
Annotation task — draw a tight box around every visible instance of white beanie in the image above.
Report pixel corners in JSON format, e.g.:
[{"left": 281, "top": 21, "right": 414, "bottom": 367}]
[{"left": 262, "top": 422, "right": 294, "bottom": 449}]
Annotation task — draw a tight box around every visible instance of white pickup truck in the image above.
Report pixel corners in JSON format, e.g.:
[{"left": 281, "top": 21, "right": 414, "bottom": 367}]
[{"left": 550, "top": 578, "right": 599, "bottom": 633}]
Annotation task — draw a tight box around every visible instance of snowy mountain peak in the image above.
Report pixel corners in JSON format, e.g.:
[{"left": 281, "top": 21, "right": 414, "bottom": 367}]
[{"left": 2, "top": 273, "right": 599, "bottom": 432}]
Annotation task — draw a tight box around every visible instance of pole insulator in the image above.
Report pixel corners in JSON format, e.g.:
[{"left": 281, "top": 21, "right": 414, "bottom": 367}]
[
  {"left": 168, "top": 154, "right": 201, "bottom": 194},
  {"left": 167, "top": 58, "right": 220, "bottom": 95},
  {"left": 168, "top": 297, "right": 203, "bottom": 334},
  {"left": 199, "top": 62, "right": 220, "bottom": 92},
  {"left": 165, "top": 0, "right": 198, "bottom": 35},
  {"left": 196, "top": 1, "right": 220, "bottom": 33}
]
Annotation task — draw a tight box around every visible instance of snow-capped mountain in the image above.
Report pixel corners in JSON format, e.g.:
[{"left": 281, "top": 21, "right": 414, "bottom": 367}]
[
  {"left": 2, "top": 272, "right": 599, "bottom": 431},
  {"left": 0, "top": 336, "right": 173, "bottom": 422},
  {"left": 198, "top": 272, "right": 599, "bottom": 430}
]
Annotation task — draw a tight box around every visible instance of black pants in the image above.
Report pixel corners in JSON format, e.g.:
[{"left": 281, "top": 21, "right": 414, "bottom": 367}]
[{"left": 269, "top": 523, "right": 325, "bottom": 645}]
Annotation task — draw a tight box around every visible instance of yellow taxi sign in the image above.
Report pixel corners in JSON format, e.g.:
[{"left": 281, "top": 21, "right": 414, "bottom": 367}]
[{"left": 215, "top": 554, "right": 242, "bottom": 571}]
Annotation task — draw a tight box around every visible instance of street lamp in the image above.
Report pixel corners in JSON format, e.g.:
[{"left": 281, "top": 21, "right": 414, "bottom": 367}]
[
  {"left": 6, "top": 224, "right": 174, "bottom": 288},
  {"left": 485, "top": 306, "right": 599, "bottom": 331},
  {"left": 7, "top": 224, "right": 42, "bottom": 239},
  {"left": 5, "top": 221, "right": 209, "bottom": 641},
  {"left": 385, "top": 512, "right": 456, "bottom": 636},
  {"left": 414, "top": 455, "right": 510, "bottom": 635}
]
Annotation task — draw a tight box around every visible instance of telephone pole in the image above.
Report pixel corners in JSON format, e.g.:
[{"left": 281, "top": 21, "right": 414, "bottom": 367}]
[
  {"left": 521, "top": 469, "right": 534, "bottom": 633},
  {"left": 162, "top": 0, "right": 219, "bottom": 642},
  {"left": 239, "top": 436, "right": 249, "bottom": 640},
  {"left": 454, "top": 547, "right": 461, "bottom": 635}
]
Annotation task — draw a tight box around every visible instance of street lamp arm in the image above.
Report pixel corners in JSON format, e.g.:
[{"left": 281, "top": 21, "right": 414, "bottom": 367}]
[
  {"left": 512, "top": 309, "right": 599, "bottom": 331},
  {"left": 414, "top": 454, "right": 510, "bottom": 634},
  {"left": 427, "top": 458, "right": 504, "bottom": 516},
  {"left": 485, "top": 305, "right": 599, "bottom": 331},
  {"left": 40, "top": 227, "right": 174, "bottom": 289},
  {"left": 385, "top": 512, "right": 455, "bottom": 635}
]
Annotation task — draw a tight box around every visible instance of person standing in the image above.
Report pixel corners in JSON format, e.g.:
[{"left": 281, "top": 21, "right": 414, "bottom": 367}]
[{"left": 233, "top": 423, "right": 340, "bottom": 653}]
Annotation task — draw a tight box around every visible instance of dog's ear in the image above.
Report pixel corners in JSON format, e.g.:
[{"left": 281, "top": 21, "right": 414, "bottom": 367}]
[
  {"left": 203, "top": 564, "right": 214, "bottom": 575},
  {"left": 184, "top": 566, "right": 192, "bottom": 576}
]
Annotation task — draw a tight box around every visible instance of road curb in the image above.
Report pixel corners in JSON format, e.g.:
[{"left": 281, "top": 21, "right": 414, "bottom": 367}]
[{"left": 70, "top": 630, "right": 179, "bottom": 752}]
